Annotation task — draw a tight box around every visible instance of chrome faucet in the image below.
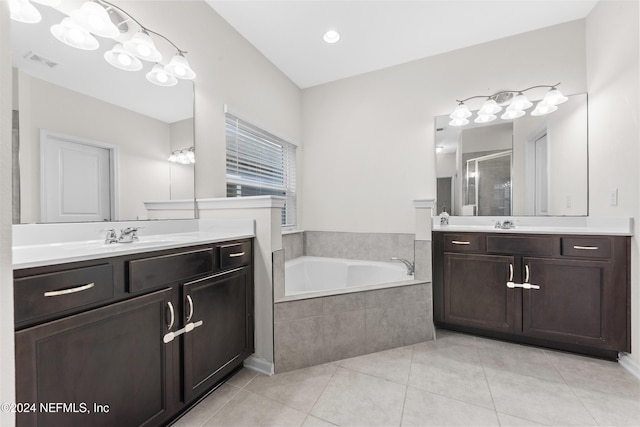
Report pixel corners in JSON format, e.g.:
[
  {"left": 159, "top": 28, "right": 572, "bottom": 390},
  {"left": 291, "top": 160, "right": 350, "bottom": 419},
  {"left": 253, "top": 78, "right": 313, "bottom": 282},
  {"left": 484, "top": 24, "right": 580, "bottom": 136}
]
[
  {"left": 104, "top": 229, "right": 119, "bottom": 244},
  {"left": 119, "top": 227, "right": 140, "bottom": 243},
  {"left": 495, "top": 220, "right": 515, "bottom": 229},
  {"left": 390, "top": 257, "right": 415, "bottom": 275}
]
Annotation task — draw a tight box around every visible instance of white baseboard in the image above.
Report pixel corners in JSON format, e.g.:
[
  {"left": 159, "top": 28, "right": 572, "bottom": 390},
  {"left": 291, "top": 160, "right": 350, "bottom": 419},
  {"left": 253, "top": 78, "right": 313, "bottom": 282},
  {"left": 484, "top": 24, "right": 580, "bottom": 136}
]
[
  {"left": 619, "top": 353, "right": 640, "bottom": 380},
  {"left": 244, "top": 355, "right": 274, "bottom": 376}
]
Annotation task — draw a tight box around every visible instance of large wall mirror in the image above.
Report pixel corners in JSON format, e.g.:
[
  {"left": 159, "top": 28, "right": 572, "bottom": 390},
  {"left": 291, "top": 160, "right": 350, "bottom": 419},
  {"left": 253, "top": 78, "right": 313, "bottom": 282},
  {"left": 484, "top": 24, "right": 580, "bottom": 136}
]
[
  {"left": 11, "top": 3, "right": 195, "bottom": 224},
  {"left": 435, "top": 93, "right": 588, "bottom": 217}
]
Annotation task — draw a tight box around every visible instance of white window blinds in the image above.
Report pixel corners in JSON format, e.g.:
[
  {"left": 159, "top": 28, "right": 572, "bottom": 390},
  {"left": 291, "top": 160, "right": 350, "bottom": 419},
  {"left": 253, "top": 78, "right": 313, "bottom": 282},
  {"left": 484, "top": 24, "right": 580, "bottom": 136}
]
[{"left": 225, "top": 112, "right": 297, "bottom": 227}]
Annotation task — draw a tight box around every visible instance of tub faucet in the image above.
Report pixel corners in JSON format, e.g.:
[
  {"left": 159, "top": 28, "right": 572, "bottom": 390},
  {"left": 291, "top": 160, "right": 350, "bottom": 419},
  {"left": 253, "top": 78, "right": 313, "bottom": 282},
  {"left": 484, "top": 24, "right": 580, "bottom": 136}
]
[{"left": 390, "top": 257, "right": 415, "bottom": 275}]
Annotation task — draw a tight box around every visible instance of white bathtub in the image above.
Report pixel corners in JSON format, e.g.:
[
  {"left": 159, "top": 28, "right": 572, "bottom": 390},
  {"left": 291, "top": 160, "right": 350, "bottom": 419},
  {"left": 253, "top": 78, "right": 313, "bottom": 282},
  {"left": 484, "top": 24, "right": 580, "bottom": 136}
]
[{"left": 285, "top": 256, "right": 414, "bottom": 296}]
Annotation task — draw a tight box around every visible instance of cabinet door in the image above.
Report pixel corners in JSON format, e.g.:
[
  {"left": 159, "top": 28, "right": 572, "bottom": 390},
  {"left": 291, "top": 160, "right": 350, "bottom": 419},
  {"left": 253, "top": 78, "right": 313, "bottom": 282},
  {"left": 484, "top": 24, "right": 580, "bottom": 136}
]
[
  {"left": 15, "top": 288, "right": 174, "bottom": 427},
  {"left": 183, "top": 267, "right": 252, "bottom": 401},
  {"left": 522, "top": 257, "right": 618, "bottom": 349},
  {"left": 443, "top": 253, "right": 516, "bottom": 333}
]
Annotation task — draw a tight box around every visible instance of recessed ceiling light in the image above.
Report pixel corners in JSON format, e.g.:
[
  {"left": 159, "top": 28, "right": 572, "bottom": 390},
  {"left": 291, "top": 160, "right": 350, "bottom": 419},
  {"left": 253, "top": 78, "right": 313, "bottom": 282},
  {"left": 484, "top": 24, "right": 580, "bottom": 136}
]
[{"left": 323, "top": 29, "right": 340, "bottom": 44}]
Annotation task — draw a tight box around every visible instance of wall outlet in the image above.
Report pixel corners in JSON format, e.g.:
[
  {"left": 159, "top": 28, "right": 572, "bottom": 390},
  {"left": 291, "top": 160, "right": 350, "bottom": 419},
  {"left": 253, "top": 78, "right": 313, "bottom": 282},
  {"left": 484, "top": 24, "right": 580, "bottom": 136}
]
[{"left": 609, "top": 188, "right": 618, "bottom": 206}]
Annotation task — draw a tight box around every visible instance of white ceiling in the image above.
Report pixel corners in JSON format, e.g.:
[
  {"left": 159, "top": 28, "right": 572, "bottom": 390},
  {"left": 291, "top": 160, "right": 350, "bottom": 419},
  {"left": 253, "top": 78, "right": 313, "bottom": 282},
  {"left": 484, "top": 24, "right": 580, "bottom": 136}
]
[{"left": 206, "top": 0, "right": 598, "bottom": 89}]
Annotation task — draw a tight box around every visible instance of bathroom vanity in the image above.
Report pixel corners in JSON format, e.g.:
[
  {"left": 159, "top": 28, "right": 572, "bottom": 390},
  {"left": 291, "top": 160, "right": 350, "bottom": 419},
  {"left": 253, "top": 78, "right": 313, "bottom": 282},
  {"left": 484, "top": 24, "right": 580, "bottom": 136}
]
[
  {"left": 13, "top": 229, "right": 254, "bottom": 427},
  {"left": 433, "top": 225, "right": 631, "bottom": 359}
]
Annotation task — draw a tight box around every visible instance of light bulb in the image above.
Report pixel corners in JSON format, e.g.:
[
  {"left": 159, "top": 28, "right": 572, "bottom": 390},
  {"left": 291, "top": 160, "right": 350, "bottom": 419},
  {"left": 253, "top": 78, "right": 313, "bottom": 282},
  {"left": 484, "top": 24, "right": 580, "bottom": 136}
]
[{"left": 118, "top": 53, "right": 131, "bottom": 66}]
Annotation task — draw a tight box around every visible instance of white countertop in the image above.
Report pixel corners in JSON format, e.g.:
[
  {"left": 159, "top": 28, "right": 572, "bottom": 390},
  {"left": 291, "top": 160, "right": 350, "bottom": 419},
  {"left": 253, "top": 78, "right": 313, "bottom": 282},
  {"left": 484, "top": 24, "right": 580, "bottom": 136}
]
[
  {"left": 432, "top": 216, "right": 634, "bottom": 236},
  {"left": 13, "top": 219, "right": 255, "bottom": 269}
]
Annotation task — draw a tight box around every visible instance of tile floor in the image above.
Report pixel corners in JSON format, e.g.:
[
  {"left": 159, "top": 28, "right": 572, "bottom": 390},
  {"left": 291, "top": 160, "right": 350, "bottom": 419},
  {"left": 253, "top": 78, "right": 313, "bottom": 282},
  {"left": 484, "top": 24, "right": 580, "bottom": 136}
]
[{"left": 173, "top": 330, "right": 640, "bottom": 426}]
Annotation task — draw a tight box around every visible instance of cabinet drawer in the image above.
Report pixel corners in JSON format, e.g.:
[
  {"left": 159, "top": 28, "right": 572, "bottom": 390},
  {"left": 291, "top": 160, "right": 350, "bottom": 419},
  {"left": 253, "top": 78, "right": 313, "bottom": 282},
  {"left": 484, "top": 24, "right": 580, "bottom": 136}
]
[
  {"left": 218, "top": 241, "right": 252, "bottom": 270},
  {"left": 487, "top": 235, "right": 554, "bottom": 256},
  {"left": 562, "top": 237, "right": 611, "bottom": 259},
  {"left": 443, "top": 234, "right": 484, "bottom": 253},
  {"left": 15, "top": 264, "right": 114, "bottom": 324},
  {"left": 128, "top": 248, "right": 214, "bottom": 292}
]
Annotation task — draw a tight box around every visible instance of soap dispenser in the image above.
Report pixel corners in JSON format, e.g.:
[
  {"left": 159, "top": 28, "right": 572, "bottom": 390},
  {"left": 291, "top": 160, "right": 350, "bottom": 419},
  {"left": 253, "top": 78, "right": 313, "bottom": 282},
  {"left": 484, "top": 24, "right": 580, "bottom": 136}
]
[{"left": 439, "top": 207, "right": 450, "bottom": 226}]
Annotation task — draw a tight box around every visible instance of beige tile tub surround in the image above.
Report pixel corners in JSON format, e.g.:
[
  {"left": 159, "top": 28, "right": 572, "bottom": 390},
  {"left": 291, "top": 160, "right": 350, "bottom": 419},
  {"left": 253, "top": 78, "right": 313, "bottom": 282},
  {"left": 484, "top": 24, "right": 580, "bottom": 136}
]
[
  {"left": 302, "top": 231, "right": 415, "bottom": 262},
  {"left": 274, "top": 282, "right": 432, "bottom": 373}
]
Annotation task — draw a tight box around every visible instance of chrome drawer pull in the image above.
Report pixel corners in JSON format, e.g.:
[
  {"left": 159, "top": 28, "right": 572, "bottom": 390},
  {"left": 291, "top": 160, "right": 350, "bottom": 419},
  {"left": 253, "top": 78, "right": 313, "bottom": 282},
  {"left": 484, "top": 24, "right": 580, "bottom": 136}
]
[
  {"left": 525, "top": 265, "right": 530, "bottom": 283},
  {"left": 451, "top": 241, "right": 471, "bottom": 245},
  {"left": 166, "top": 302, "right": 175, "bottom": 330},
  {"left": 229, "top": 252, "right": 245, "bottom": 258},
  {"left": 44, "top": 282, "right": 94, "bottom": 297},
  {"left": 509, "top": 263, "right": 514, "bottom": 282},
  {"left": 186, "top": 295, "right": 194, "bottom": 322},
  {"left": 573, "top": 245, "right": 599, "bottom": 250}
]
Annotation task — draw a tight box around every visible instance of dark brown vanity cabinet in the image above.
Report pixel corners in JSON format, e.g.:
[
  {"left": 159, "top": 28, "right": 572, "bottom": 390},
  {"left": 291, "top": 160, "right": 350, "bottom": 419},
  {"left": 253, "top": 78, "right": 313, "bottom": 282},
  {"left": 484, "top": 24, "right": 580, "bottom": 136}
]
[
  {"left": 433, "top": 232, "right": 630, "bottom": 358},
  {"left": 13, "top": 239, "right": 254, "bottom": 427},
  {"left": 183, "top": 266, "right": 253, "bottom": 401},
  {"left": 15, "top": 288, "right": 175, "bottom": 427}
]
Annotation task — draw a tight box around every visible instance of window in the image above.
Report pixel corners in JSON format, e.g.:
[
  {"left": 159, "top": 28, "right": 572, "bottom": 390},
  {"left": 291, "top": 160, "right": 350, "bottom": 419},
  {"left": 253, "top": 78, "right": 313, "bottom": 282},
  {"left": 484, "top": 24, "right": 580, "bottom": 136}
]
[{"left": 225, "top": 112, "right": 297, "bottom": 227}]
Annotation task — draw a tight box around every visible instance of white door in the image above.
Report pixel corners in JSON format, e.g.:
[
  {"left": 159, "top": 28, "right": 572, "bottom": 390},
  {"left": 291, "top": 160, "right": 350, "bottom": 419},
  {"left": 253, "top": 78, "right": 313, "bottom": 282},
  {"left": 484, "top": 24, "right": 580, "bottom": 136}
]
[{"left": 41, "top": 131, "right": 113, "bottom": 222}]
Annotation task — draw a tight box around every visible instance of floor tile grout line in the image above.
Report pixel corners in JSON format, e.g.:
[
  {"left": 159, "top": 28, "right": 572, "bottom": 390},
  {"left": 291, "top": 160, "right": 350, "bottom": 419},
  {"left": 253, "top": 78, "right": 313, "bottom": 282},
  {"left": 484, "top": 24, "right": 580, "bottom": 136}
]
[
  {"left": 197, "top": 383, "right": 244, "bottom": 427},
  {"left": 303, "top": 361, "right": 341, "bottom": 424},
  {"left": 398, "top": 343, "right": 417, "bottom": 427},
  {"left": 473, "top": 335, "right": 499, "bottom": 420}
]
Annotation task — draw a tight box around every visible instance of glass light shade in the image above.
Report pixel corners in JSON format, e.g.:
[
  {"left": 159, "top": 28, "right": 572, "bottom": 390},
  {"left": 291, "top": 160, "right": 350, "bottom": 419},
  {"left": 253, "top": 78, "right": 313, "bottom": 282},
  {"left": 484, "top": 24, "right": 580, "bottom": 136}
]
[
  {"left": 70, "top": 2, "right": 119, "bottom": 38},
  {"left": 501, "top": 109, "right": 525, "bottom": 120},
  {"left": 449, "top": 103, "right": 472, "bottom": 120},
  {"left": 531, "top": 101, "right": 558, "bottom": 116},
  {"left": 543, "top": 88, "right": 568, "bottom": 106},
  {"left": 165, "top": 53, "right": 196, "bottom": 80},
  {"left": 32, "top": 0, "right": 60, "bottom": 6},
  {"left": 146, "top": 64, "right": 178, "bottom": 87},
  {"left": 104, "top": 43, "right": 143, "bottom": 71},
  {"left": 9, "top": 0, "right": 42, "bottom": 24},
  {"left": 449, "top": 117, "right": 469, "bottom": 127},
  {"left": 474, "top": 114, "right": 497, "bottom": 124},
  {"left": 123, "top": 31, "right": 162, "bottom": 62},
  {"left": 478, "top": 99, "right": 502, "bottom": 115},
  {"left": 51, "top": 17, "right": 99, "bottom": 50},
  {"left": 509, "top": 93, "right": 533, "bottom": 110}
]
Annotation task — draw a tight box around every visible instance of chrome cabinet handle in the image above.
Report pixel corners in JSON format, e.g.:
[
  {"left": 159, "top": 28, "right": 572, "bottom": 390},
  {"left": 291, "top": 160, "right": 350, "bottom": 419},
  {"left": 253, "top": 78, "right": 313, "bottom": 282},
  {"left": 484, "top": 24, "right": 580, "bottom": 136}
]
[
  {"left": 44, "top": 282, "right": 94, "bottom": 297},
  {"left": 573, "top": 245, "right": 599, "bottom": 250},
  {"left": 229, "top": 252, "right": 245, "bottom": 258},
  {"left": 451, "top": 240, "right": 471, "bottom": 245},
  {"left": 166, "top": 301, "right": 175, "bottom": 330},
  {"left": 509, "top": 263, "right": 514, "bottom": 282},
  {"left": 524, "top": 265, "right": 530, "bottom": 283},
  {"left": 186, "top": 295, "right": 194, "bottom": 322}
]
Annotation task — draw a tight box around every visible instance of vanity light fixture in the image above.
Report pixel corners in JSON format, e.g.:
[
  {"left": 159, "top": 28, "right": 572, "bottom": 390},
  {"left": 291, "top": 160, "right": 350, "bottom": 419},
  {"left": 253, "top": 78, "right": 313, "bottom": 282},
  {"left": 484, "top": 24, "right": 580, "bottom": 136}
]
[
  {"left": 10, "top": 0, "right": 197, "bottom": 86},
  {"left": 449, "top": 83, "right": 568, "bottom": 127},
  {"left": 169, "top": 147, "right": 195, "bottom": 164}
]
